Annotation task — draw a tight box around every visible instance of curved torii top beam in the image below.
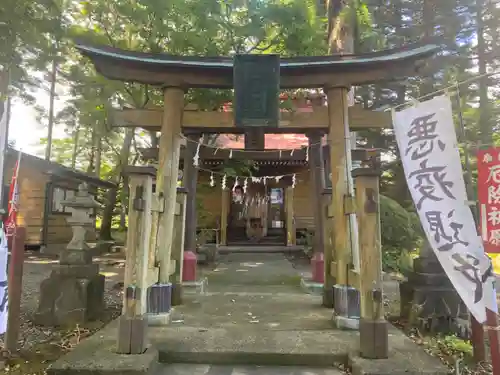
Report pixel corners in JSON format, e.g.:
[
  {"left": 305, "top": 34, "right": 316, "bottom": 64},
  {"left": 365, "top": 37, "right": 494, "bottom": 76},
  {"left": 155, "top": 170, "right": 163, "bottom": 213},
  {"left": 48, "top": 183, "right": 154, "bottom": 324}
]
[{"left": 75, "top": 41, "right": 440, "bottom": 89}]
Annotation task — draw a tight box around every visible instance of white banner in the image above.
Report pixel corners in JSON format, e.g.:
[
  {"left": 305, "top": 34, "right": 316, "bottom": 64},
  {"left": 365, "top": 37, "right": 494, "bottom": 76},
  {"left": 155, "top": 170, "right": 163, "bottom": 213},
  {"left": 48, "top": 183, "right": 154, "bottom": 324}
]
[{"left": 392, "top": 95, "right": 497, "bottom": 323}]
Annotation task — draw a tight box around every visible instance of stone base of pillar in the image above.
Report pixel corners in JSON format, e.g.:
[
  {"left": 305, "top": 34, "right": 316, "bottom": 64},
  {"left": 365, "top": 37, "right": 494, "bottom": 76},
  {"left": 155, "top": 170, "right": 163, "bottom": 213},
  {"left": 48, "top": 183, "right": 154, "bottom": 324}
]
[
  {"left": 399, "top": 257, "right": 468, "bottom": 333},
  {"left": 359, "top": 319, "right": 389, "bottom": 359},
  {"left": 147, "top": 283, "right": 172, "bottom": 314},
  {"left": 334, "top": 315, "right": 359, "bottom": 330},
  {"left": 182, "top": 251, "right": 197, "bottom": 282},
  {"left": 34, "top": 264, "right": 105, "bottom": 326},
  {"left": 311, "top": 252, "right": 324, "bottom": 283},
  {"left": 333, "top": 285, "right": 360, "bottom": 330}
]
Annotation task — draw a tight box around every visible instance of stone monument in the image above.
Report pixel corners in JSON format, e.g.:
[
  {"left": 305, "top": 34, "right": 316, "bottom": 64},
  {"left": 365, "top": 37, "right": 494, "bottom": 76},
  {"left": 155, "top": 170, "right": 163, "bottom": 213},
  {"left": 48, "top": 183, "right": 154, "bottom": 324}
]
[
  {"left": 399, "top": 239, "right": 468, "bottom": 333},
  {"left": 35, "top": 183, "right": 105, "bottom": 326}
]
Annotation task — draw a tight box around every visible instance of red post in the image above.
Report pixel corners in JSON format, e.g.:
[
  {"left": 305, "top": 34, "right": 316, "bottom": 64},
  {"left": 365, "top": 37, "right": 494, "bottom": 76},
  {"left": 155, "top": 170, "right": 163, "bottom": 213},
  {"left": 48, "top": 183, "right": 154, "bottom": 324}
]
[
  {"left": 471, "top": 316, "right": 486, "bottom": 363},
  {"left": 5, "top": 227, "right": 25, "bottom": 353},
  {"left": 311, "top": 253, "right": 325, "bottom": 283},
  {"left": 182, "top": 251, "right": 197, "bottom": 282},
  {"left": 487, "top": 305, "right": 500, "bottom": 375}
]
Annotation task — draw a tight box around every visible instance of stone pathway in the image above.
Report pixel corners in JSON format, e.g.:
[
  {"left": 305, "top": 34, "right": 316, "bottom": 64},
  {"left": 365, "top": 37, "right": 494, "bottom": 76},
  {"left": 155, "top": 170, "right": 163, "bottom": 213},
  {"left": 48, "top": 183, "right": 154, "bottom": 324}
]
[
  {"left": 169, "top": 252, "right": 334, "bottom": 330},
  {"left": 149, "top": 252, "right": 447, "bottom": 375},
  {"left": 204, "top": 252, "right": 303, "bottom": 292},
  {"left": 49, "top": 251, "right": 449, "bottom": 375}
]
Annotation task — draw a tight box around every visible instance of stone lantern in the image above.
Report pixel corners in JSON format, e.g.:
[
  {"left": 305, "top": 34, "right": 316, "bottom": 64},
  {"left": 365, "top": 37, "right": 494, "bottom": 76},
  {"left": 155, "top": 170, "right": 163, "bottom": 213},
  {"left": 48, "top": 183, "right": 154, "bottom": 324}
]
[
  {"left": 60, "top": 183, "right": 99, "bottom": 264},
  {"left": 35, "top": 183, "right": 105, "bottom": 326}
]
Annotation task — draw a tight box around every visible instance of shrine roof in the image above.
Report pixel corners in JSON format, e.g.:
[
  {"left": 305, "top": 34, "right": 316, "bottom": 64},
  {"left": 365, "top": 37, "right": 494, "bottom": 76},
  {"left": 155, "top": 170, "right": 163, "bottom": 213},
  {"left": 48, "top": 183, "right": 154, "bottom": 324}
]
[
  {"left": 217, "top": 134, "right": 314, "bottom": 149},
  {"left": 6, "top": 148, "right": 116, "bottom": 189},
  {"left": 75, "top": 41, "right": 440, "bottom": 88}
]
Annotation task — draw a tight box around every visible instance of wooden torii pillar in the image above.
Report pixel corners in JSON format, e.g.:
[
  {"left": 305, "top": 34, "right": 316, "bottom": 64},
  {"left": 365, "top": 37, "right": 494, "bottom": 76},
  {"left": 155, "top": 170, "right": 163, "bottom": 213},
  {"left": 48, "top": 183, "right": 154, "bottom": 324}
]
[
  {"left": 326, "top": 86, "right": 356, "bottom": 325},
  {"left": 183, "top": 133, "right": 200, "bottom": 254},
  {"left": 308, "top": 131, "right": 326, "bottom": 286},
  {"left": 154, "top": 87, "right": 184, "bottom": 313}
]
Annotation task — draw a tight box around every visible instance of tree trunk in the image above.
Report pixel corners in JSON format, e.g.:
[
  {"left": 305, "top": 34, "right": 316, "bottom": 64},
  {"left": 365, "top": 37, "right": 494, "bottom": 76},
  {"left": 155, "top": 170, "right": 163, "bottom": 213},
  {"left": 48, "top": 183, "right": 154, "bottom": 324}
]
[
  {"left": 99, "top": 128, "right": 134, "bottom": 240},
  {"left": 71, "top": 127, "right": 79, "bottom": 169},
  {"left": 477, "top": 0, "right": 491, "bottom": 145},
  {"left": 95, "top": 130, "right": 102, "bottom": 177},
  {"left": 45, "top": 59, "right": 57, "bottom": 161},
  {"left": 420, "top": 0, "right": 435, "bottom": 95},
  {"left": 327, "top": 0, "right": 354, "bottom": 54},
  {"left": 87, "top": 123, "right": 97, "bottom": 174},
  {"left": 119, "top": 174, "right": 128, "bottom": 231}
]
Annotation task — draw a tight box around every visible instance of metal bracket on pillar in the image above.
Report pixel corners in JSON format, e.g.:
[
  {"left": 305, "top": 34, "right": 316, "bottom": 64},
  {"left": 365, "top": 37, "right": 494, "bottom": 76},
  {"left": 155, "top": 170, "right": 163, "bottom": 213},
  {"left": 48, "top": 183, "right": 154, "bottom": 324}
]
[
  {"left": 133, "top": 186, "right": 145, "bottom": 211},
  {"left": 327, "top": 204, "right": 334, "bottom": 218}
]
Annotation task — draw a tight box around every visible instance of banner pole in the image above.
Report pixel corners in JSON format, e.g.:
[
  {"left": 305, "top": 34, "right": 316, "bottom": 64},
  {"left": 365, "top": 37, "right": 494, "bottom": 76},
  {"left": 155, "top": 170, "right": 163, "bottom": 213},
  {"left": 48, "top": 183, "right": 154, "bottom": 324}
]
[
  {"left": 4, "top": 151, "right": 23, "bottom": 353},
  {"left": 455, "top": 86, "right": 499, "bottom": 372}
]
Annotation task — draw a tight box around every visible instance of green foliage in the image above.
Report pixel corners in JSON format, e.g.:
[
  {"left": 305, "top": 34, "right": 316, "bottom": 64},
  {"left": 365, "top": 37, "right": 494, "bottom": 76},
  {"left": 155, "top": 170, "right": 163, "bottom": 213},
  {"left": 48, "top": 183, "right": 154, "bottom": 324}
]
[{"left": 379, "top": 195, "right": 422, "bottom": 272}]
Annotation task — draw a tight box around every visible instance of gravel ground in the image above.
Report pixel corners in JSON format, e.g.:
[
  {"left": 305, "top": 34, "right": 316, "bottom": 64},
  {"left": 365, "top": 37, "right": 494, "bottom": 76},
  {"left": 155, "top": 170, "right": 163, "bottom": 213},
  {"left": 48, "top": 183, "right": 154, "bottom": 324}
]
[{"left": 0, "top": 251, "right": 125, "bottom": 355}]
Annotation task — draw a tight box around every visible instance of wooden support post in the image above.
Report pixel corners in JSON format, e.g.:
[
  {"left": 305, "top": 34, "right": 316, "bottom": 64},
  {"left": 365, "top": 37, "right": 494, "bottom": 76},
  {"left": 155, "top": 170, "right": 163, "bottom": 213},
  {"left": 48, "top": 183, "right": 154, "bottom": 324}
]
[
  {"left": 220, "top": 188, "right": 229, "bottom": 246},
  {"left": 285, "top": 186, "right": 295, "bottom": 246},
  {"left": 326, "top": 87, "right": 352, "bottom": 316},
  {"left": 157, "top": 87, "right": 184, "bottom": 285},
  {"left": 322, "top": 189, "right": 335, "bottom": 308},
  {"left": 183, "top": 133, "right": 200, "bottom": 253},
  {"left": 308, "top": 132, "right": 326, "bottom": 284},
  {"left": 353, "top": 168, "right": 388, "bottom": 359},
  {"left": 117, "top": 171, "right": 153, "bottom": 354},
  {"left": 171, "top": 188, "right": 187, "bottom": 306}
]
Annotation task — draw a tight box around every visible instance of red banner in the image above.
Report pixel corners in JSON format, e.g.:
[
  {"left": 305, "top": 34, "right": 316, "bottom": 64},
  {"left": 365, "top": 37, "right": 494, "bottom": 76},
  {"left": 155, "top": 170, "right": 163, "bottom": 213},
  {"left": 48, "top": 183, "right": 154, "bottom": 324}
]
[{"left": 478, "top": 147, "right": 500, "bottom": 253}]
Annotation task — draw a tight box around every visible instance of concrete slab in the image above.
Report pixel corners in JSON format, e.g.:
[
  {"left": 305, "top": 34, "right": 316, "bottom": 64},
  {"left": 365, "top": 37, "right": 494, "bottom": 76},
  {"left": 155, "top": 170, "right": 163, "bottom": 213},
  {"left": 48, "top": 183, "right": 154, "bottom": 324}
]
[
  {"left": 153, "top": 326, "right": 355, "bottom": 367},
  {"left": 148, "top": 285, "right": 448, "bottom": 373},
  {"left": 47, "top": 319, "right": 158, "bottom": 375},
  {"left": 218, "top": 245, "right": 305, "bottom": 254},
  {"left": 48, "top": 253, "right": 449, "bottom": 375},
  {"left": 163, "top": 291, "right": 332, "bottom": 330},
  {"left": 204, "top": 253, "right": 303, "bottom": 291},
  {"left": 147, "top": 309, "right": 174, "bottom": 327},
  {"left": 300, "top": 277, "right": 324, "bottom": 295},
  {"left": 153, "top": 363, "right": 345, "bottom": 375}
]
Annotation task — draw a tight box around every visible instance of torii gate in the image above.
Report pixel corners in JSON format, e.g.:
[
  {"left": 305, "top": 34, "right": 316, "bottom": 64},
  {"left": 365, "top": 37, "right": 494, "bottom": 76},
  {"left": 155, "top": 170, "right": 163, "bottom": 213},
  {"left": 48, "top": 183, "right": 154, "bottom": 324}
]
[{"left": 76, "top": 41, "right": 438, "bottom": 357}]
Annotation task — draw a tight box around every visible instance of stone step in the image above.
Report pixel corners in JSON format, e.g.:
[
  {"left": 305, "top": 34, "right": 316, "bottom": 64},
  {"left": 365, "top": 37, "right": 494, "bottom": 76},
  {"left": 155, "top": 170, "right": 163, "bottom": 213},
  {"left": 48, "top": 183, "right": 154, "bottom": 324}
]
[
  {"left": 218, "top": 245, "right": 304, "bottom": 253},
  {"left": 153, "top": 326, "right": 353, "bottom": 368},
  {"left": 153, "top": 363, "right": 345, "bottom": 375},
  {"left": 152, "top": 325, "right": 449, "bottom": 375}
]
